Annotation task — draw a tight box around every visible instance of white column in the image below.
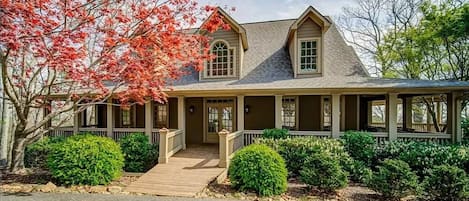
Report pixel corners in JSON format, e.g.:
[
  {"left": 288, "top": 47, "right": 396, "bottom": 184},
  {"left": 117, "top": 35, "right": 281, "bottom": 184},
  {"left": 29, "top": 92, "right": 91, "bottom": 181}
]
[
  {"left": 106, "top": 99, "right": 113, "bottom": 138},
  {"left": 331, "top": 94, "right": 341, "bottom": 138},
  {"left": 218, "top": 129, "right": 229, "bottom": 168},
  {"left": 158, "top": 128, "right": 169, "bottom": 164},
  {"left": 237, "top": 96, "right": 244, "bottom": 131},
  {"left": 275, "top": 95, "right": 283, "bottom": 129},
  {"left": 386, "top": 93, "right": 398, "bottom": 141},
  {"left": 449, "top": 92, "right": 462, "bottom": 143},
  {"left": 73, "top": 104, "right": 79, "bottom": 134},
  {"left": 177, "top": 96, "right": 186, "bottom": 150},
  {"left": 145, "top": 101, "right": 153, "bottom": 142},
  {"left": 367, "top": 101, "right": 373, "bottom": 126}
]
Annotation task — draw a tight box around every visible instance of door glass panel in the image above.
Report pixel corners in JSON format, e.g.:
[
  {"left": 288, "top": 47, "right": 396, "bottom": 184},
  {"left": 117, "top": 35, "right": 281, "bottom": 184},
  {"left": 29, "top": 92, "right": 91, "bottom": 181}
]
[
  {"left": 221, "top": 107, "right": 233, "bottom": 132},
  {"left": 208, "top": 107, "right": 219, "bottom": 133}
]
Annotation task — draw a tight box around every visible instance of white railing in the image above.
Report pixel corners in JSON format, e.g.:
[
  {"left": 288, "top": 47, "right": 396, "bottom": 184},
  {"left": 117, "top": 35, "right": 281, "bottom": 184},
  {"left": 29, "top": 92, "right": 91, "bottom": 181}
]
[
  {"left": 219, "top": 130, "right": 244, "bottom": 168},
  {"left": 151, "top": 129, "right": 160, "bottom": 145},
  {"left": 397, "top": 133, "right": 452, "bottom": 144},
  {"left": 113, "top": 128, "right": 145, "bottom": 141},
  {"left": 48, "top": 127, "right": 74, "bottom": 138},
  {"left": 370, "top": 123, "right": 447, "bottom": 133},
  {"left": 158, "top": 129, "right": 184, "bottom": 164},
  {"left": 78, "top": 127, "right": 107, "bottom": 137},
  {"left": 243, "top": 130, "right": 332, "bottom": 145}
]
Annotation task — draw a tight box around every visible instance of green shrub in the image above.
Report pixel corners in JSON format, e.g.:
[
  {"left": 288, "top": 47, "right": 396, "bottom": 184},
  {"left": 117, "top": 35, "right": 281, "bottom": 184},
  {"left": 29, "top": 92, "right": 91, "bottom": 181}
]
[
  {"left": 462, "top": 118, "right": 469, "bottom": 138},
  {"left": 228, "top": 144, "right": 287, "bottom": 196},
  {"left": 48, "top": 134, "right": 124, "bottom": 185},
  {"left": 258, "top": 137, "right": 350, "bottom": 176},
  {"left": 300, "top": 153, "right": 348, "bottom": 191},
  {"left": 423, "top": 165, "right": 469, "bottom": 201},
  {"left": 341, "top": 131, "right": 375, "bottom": 165},
  {"left": 25, "top": 136, "right": 65, "bottom": 169},
  {"left": 119, "top": 133, "right": 158, "bottom": 172},
  {"left": 262, "top": 128, "right": 289, "bottom": 139},
  {"left": 367, "top": 159, "right": 420, "bottom": 199},
  {"left": 343, "top": 159, "right": 372, "bottom": 183}
]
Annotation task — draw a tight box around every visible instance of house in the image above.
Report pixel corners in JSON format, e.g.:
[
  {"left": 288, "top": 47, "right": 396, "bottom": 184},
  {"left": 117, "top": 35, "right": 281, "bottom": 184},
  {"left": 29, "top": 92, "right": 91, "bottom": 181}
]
[{"left": 49, "top": 6, "right": 469, "bottom": 165}]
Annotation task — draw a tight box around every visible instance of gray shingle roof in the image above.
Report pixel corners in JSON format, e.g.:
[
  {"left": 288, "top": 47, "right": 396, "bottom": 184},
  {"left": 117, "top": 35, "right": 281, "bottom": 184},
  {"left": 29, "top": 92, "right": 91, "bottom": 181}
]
[{"left": 172, "top": 19, "right": 469, "bottom": 92}]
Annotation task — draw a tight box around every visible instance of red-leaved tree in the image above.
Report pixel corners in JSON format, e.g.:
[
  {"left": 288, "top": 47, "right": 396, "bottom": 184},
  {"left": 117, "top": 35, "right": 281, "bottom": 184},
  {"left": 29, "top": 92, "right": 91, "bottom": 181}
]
[{"left": 0, "top": 0, "right": 227, "bottom": 172}]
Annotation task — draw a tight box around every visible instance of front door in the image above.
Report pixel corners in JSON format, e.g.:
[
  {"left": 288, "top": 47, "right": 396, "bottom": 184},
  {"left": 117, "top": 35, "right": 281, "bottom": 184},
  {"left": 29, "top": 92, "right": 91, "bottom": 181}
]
[{"left": 205, "top": 98, "right": 235, "bottom": 143}]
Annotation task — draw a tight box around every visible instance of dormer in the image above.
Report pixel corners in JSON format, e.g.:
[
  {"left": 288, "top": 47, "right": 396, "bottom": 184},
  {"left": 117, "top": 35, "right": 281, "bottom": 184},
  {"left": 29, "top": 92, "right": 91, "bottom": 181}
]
[
  {"left": 199, "top": 8, "right": 248, "bottom": 80},
  {"left": 287, "top": 6, "right": 331, "bottom": 78}
]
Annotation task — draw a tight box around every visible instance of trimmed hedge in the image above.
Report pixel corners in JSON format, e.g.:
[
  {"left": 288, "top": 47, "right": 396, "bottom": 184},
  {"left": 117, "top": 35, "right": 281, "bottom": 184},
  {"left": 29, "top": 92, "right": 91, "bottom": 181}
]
[
  {"left": 48, "top": 134, "right": 124, "bottom": 185},
  {"left": 300, "top": 153, "right": 348, "bottom": 191},
  {"left": 262, "top": 128, "right": 289, "bottom": 139},
  {"left": 119, "top": 133, "right": 158, "bottom": 172},
  {"left": 228, "top": 144, "right": 288, "bottom": 196},
  {"left": 341, "top": 131, "right": 375, "bottom": 165},
  {"left": 423, "top": 165, "right": 469, "bottom": 200},
  {"left": 25, "top": 136, "right": 65, "bottom": 169},
  {"left": 367, "top": 159, "right": 420, "bottom": 199},
  {"left": 258, "top": 137, "right": 350, "bottom": 176}
]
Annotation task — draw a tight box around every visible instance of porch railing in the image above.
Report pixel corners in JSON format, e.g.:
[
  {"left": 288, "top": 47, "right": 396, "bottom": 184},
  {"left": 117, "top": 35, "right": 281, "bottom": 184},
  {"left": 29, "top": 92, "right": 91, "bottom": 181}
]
[
  {"left": 158, "top": 128, "right": 184, "bottom": 164},
  {"left": 47, "top": 127, "right": 159, "bottom": 144},
  {"left": 112, "top": 128, "right": 145, "bottom": 141},
  {"left": 48, "top": 127, "right": 74, "bottom": 138},
  {"left": 218, "top": 130, "right": 244, "bottom": 168},
  {"left": 370, "top": 123, "right": 447, "bottom": 133},
  {"left": 79, "top": 127, "right": 107, "bottom": 137},
  {"left": 243, "top": 130, "right": 331, "bottom": 146}
]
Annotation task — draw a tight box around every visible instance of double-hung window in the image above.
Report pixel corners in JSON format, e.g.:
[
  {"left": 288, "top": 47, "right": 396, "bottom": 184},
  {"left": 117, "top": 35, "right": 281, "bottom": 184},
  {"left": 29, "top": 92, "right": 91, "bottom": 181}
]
[
  {"left": 299, "top": 38, "right": 320, "bottom": 73},
  {"left": 282, "top": 97, "right": 297, "bottom": 130},
  {"left": 206, "top": 40, "right": 235, "bottom": 78}
]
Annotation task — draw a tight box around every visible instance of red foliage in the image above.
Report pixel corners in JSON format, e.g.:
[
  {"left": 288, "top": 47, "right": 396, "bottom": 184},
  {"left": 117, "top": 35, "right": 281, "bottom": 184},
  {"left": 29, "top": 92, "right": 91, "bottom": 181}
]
[{"left": 0, "top": 0, "right": 226, "bottom": 105}]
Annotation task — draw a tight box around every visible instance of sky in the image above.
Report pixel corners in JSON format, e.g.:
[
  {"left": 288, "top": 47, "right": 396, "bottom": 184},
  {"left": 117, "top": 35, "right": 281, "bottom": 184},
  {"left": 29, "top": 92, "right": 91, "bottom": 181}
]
[{"left": 197, "top": 0, "right": 357, "bottom": 23}]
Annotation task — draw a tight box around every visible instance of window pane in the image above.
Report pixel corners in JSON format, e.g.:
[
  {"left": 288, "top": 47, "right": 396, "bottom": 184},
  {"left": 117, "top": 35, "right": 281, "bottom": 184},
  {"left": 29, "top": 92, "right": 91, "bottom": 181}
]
[
  {"left": 282, "top": 97, "right": 296, "bottom": 130},
  {"left": 206, "top": 41, "right": 234, "bottom": 77},
  {"left": 299, "top": 40, "right": 318, "bottom": 72}
]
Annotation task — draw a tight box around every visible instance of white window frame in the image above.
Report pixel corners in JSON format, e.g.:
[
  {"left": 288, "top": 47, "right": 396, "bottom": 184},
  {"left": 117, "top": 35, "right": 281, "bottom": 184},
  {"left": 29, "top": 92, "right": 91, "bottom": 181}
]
[
  {"left": 204, "top": 39, "right": 236, "bottom": 79},
  {"left": 298, "top": 37, "right": 321, "bottom": 74},
  {"left": 282, "top": 96, "right": 299, "bottom": 130}
]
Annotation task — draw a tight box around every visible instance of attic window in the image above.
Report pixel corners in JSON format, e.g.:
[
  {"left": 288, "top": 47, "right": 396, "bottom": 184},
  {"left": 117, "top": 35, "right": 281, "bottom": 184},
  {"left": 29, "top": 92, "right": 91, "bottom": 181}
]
[
  {"left": 206, "top": 41, "right": 235, "bottom": 78},
  {"left": 299, "top": 38, "right": 320, "bottom": 74}
]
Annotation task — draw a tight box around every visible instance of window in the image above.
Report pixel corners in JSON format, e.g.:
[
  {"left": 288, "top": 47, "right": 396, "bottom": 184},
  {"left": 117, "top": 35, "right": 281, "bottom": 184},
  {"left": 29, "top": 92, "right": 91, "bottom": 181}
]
[
  {"left": 282, "top": 97, "right": 297, "bottom": 130},
  {"left": 81, "top": 105, "right": 97, "bottom": 127},
  {"left": 322, "top": 96, "right": 331, "bottom": 131},
  {"left": 154, "top": 104, "right": 168, "bottom": 128},
  {"left": 206, "top": 41, "right": 235, "bottom": 78},
  {"left": 299, "top": 39, "right": 320, "bottom": 73},
  {"left": 121, "top": 107, "right": 132, "bottom": 126}
]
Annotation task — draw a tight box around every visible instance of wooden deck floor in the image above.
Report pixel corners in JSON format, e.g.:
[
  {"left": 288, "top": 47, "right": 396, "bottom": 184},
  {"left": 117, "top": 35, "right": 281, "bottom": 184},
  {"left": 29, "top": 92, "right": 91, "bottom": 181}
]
[{"left": 125, "top": 144, "right": 224, "bottom": 197}]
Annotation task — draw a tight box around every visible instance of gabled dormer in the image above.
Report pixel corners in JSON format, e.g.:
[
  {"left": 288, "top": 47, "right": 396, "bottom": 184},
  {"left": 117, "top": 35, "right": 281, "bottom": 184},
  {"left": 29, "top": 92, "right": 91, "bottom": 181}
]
[
  {"left": 199, "top": 8, "right": 248, "bottom": 80},
  {"left": 287, "top": 6, "right": 331, "bottom": 78}
]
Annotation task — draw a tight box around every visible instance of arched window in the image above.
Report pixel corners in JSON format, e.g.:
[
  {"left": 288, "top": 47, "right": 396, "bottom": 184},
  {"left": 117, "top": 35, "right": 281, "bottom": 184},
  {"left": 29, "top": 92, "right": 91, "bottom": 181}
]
[{"left": 206, "top": 41, "right": 235, "bottom": 77}]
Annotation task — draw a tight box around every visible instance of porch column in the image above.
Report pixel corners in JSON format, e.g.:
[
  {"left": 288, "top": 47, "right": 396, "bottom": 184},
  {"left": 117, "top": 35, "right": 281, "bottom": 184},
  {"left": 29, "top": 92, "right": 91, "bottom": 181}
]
[
  {"left": 367, "top": 101, "right": 373, "bottom": 126},
  {"left": 402, "top": 97, "right": 413, "bottom": 131},
  {"left": 73, "top": 104, "right": 79, "bottom": 134},
  {"left": 237, "top": 95, "right": 244, "bottom": 131},
  {"left": 331, "top": 94, "right": 340, "bottom": 138},
  {"left": 106, "top": 99, "right": 113, "bottom": 138},
  {"left": 145, "top": 101, "right": 153, "bottom": 142},
  {"left": 177, "top": 96, "right": 186, "bottom": 150},
  {"left": 448, "top": 92, "right": 462, "bottom": 143},
  {"left": 275, "top": 95, "right": 282, "bottom": 129},
  {"left": 386, "top": 93, "right": 398, "bottom": 141}
]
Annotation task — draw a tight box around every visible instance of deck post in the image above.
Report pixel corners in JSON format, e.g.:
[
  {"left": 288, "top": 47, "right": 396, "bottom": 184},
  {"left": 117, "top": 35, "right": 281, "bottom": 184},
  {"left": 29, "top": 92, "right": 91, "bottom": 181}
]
[
  {"left": 73, "top": 104, "right": 79, "bottom": 134},
  {"left": 331, "top": 94, "right": 340, "bottom": 138},
  {"left": 145, "top": 101, "right": 153, "bottom": 142},
  {"left": 218, "top": 129, "right": 229, "bottom": 168},
  {"left": 448, "top": 92, "right": 462, "bottom": 143},
  {"left": 177, "top": 96, "right": 186, "bottom": 150},
  {"left": 402, "top": 97, "right": 413, "bottom": 131},
  {"left": 158, "top": 128, "right": 169, "bottom": 164},
  {"left": 106, "top": 99, "right": 113, "bottom": 138},
  {"left": 386, "top": 93, "right": 398, "bottom": 141},
  {"left": 237, "top": 95, "right": 244, "bottom": 131},
  {"left": 275, "top": 95, "right": 282, "bottom": 129}
]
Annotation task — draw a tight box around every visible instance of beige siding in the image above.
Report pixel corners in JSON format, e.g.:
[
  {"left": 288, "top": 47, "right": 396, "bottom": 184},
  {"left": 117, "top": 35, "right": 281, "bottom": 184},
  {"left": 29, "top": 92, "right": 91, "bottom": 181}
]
[
  {"left": 297, "top": 18, "right": 322, "bottom": 38},
  {"left": 205, "top": 28, "right": 241, "bottom": 78}
]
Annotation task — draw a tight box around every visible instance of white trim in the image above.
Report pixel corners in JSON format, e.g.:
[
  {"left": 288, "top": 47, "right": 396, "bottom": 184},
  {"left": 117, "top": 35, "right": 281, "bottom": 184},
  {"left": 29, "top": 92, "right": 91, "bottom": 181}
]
[
  {"left": 203, "top": 39, "right": 237, "bottom": 79},
  {"left": 297, "top": 37, "right": 321, "bottom": 74}
]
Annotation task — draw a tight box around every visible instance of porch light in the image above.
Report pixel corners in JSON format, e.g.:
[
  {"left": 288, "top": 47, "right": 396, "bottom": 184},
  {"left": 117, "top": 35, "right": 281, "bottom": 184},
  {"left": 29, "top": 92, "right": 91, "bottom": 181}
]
[
  {"left": 244, "top": 105, "right": 250, "bottom": 113},
  {"left": 189, "top": 105, "right": 195, "bottom": 113}
]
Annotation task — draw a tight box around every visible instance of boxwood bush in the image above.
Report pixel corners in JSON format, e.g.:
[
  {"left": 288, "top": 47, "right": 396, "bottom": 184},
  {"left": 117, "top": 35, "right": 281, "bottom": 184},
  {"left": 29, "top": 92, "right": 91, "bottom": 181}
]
[
  {"left": 25, "top": 136, "right": 65, "bottom": 169},
  {"left": 341, "top": 131, "right": 375, "bottom": 165},
  {"left": 119, "top": 133, "right": 158, "bottom": 172},
  {"left": 258, "top": 137, "right": 350, "bottom": 176},
  {"left": 228, "top": 144, "right": 287, "bottom": 196},
  {"left": 262, "top": 128, "right": 289, "bottom": 139},
  {"left": 344, "top": 159, "right": 372, "bottom": 183},
  {"left": 300, "top": 153, "right": 348, "bottom": 191},
  {"left": 367, "top": 159, "right": 420, "bottom": 199},
  {"left": 48, "top": 134, "right": 124, "bottom": 185},
  {"left": 423, "top": 165, "right": 469, "bottom": 201}
]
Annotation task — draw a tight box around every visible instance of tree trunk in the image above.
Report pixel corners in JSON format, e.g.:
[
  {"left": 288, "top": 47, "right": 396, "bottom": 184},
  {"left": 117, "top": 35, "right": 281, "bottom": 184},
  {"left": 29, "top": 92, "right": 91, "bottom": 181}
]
[{"left": 9, "top": 137, "right": 28, "bottom": 172}]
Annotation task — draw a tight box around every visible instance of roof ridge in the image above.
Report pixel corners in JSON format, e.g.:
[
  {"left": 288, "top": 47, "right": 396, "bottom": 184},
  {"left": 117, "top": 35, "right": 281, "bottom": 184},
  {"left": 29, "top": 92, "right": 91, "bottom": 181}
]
[{"left": 239, "top": 18, "right": 297, "bottom": 25}]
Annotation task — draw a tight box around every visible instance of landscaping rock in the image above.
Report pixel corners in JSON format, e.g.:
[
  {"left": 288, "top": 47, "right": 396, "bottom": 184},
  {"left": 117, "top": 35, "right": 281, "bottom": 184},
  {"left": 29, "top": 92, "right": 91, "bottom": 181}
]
[
  {"left": 107, "top": 186, "right": 122, "bottom": 193},
  {"left": 90, "top": 185, "right": 107, "bottom": 193},
  {"left": 1, "top": 184, "right": 22, "bottom": 192},
  {"left": 55, "top": 186, "right": 72, "bottom": 193},
  {"left": 37, "top": 182, "right": 56, "bottom": 192},
  {"left": 21, "top": 184, "right": 34, "bottom": 192}
]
